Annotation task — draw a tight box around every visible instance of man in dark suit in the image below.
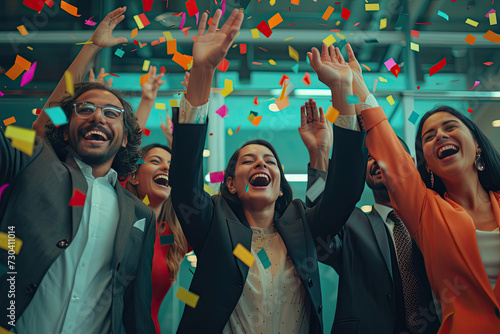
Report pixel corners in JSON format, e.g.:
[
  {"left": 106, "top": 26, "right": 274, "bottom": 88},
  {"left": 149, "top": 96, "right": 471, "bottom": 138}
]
[
  {"left": 0, "top": 81, "right": 155, "bottom": 333},
  {"left": 309, "top": 137, "right": 441, "bottom": 334}
]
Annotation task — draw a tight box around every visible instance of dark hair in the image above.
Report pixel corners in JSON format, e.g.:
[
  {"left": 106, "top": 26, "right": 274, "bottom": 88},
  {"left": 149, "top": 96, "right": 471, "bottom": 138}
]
[
  {"left": 133, "top": 143, "right": 171, "bottom": 174},
  {"left": 415, "top": 105, "right": 500, "bottom": 196},
  {"left": 220, "top": 139, "right": 293, "bottom": 215},
  {"left": 44, "top": 82, "right": 142, "bottom": 181}
]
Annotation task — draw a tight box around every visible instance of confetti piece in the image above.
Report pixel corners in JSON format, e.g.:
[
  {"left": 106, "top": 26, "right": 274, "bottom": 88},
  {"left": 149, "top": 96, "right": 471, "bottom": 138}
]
[
  {"left": 221, "top": 0, "right": 226, "bottom": 16},
  {"left": 45, "top": 106, "right": 68, "bottom": 126},
  {"left": 256, "top": 20, "right": 272, "bottom": 38},
  {"left": 23, "top": 0, "right": 45, "bottom": 12},
  {"left": 325, "top": 106, "right": 339, "bottom": 123},
  {"left": 180, "top": 12, "right": 187, "bottom": 30},
  {"left": 15, "top": 55, "right": 31, "bottom": 71},
  {"left": 465, "top": 34, "right": 476, "bottom": 45},
  {"left": 408, "top": 111, "right": 420, "bottom": 125},
  {"left": 378, "top": 77, "right": 388, "bottom": 83},
  {"left": 251, "top": 115, "right": 263, "bottom": 126},
  {"left": 380, "top": 18, "right": 387, "bottom": 29},
  {"left": 151, "top": 40, "right": 160, "bottom": 46},
  {"left": 245, "top": 183, "right": 249, "bottom": 193},
  {"left": 411, "top": 30, "right": 419, "bottom": 38},
  {"left": 346, "top": 95, "right": 360, "bottom": 104},
  {"left": 485, "top": 9, "right": 496, "bottom": 18},
  {"left": 336, "top": 32, "right": 345, "bottom": 40},
  {"left": 437, "top": 10, "right": 449, "bottom": 21},
  {"left": 288, "top": 45, "right": 299, "bottom": 62},
  {"left": 239, "top": 43, "right": 247, "bottom": 54},
  {"left": 60, "top": 0, "right": 81, "bottom": 17},
  {"left": 484, "top": 30, "right": 500, "bottom": 43},
  {"left": 75, "top": 41, "right": 94, "bottom": 45},
  {"left": 268, "top": 13, "right": 283, "bottom": 29},
  {"left": 216, "top": 105, "right": 228, "bottom": 118},
  {"left": 143, "top": 194, "right": 150, "bottom": 205},
  {"left": 160, "top": 234, "right": 174, "bottom": 245},
  {"left": 341, "top": 7, "right": 351, "bottom": 20},
  {"left": 465, "top": 18, "right": 479, "bottom": 27},
  {"left": 471, "top": 80, "right": 480, "bottom": 90},
  {"left": 115, "top": 48, "right": 125, "bottom": 58},
  {"left": 185, "top": 0, "right": 199, "bottom": 16},
  {"left": 64, "top": 71, "right": 74, "bottom": 96},
  {"left": 217, "top": 58, "right": 230, "bottom": 72},
  {"left": 429, "top": 57, "right": 447, "bottom": 76},
  {"left": 143, "top": 0, "right": 154, "bottom": 12},
  {"left": 291, "top": 63, "right": 299, "bottom": 73},
  {"left": 167, "top": 39, "right": 177, "bottom": 55},
  {"left": 163, "top": 31, "right": 174, "bottom": 40},
  {"left": 323, "top": 34, "right": 336, "bottom": 46},
  {"left": 236, "top": 125, "right": 241, "bottom": 133},
  {"left": 69, "top": 188, "right": 86, "bottom": 206},
  {"left": 484, "top": 62, "right": 494, "bottom": 66},
  {"left": 253, "top": 96, "right": 259, "bottom": 105},
  {"left": 291, "top": 0, "right": 300, "bottom": 4},
  {"left": 410, "top": 42, "right": 419, "bottom": 51},
  {"left": 0, "top": 232, "right": 23, "bottom": 254},
  {"left": 489, "top": 12, "right": 497, "bottom": 25},
  {"left": 140, "top": 73, "right": 149, "bottom": 85},
  {"left": 251, "top": 28, "right": 260, "bottom": 39},
  {"left": 247, "top": 111, "right": 257, "bottom": 122},
  {"left": 391, "top": 64, "right": 401, "bottom": 77},
  {"left": 210, "top": 171, "right": 224, "bottom": 183},
  {"left": 136, "top": 158, "right": 146, "bottom": 165},
  {"left": 155, "top": 103, "right": 166, "bottom": 109},
  {"left": 227, "top": 128, "right": 233, "bottom": 136},
  {"left": 268, "top": 59, "right": 277, "bottom": 65},
  {"left": 134, "top": 14, "right": 151, "bottom": 29},
  {"left": 220, "top": 79, "right": 233, "bottom": 97},
  {"left": 384, "top": 58, "right": 397, "bottom": 72},
  {"left": 362, "top": 64, "right": 371, "bottom": 71},
  {"left": 84, "top": 17, "right": 97, "bottom": 26},
  {"left": 302, "top": 72, "right": 311, "bottom": 86},
  {"left": 204, "top": 183, "right": 214, "bottom": 195},
  {"left": 322, "top": 6, "right": 334, "bottom": 21},
  {"left": 386, "top": 95, "right": 395, "bottom": 105},
  {"left": 176, "top": 286, "right": 199, "bottom": 308},
  {"left": 142, "top": 128, "right": 151, "bottom": 136},
  {"left": 3, "top": 117, "right": 16, "bottom": 126},
  {"left": 27, "top": 46, "right": 33, "bottom": 50},
  {"left": 131, "top": 28, "right": 138, "bottom": 38},
  {"left": 17, "top": 25, "right": 28, "bottom": 36},
  {"left": 170, "top": 100, "right": 178, "bottom": 107},
  {"left": 365, "top": 3, "right": 380, "bottom": 11},
  {"left": 270, "top": 0, "right": 275, "bottom": 5},
  {"left": 20, "top": 61, "right": 36, "bottom": 87},
  {"left": 467, "top": 108, "right": 473, "bottom": 113},
  {"left": 257, "top": 248, "right": 271, "bottom": 268},
  {"left": 142, "top": 60, "right": 151, "bottom": 71},
  {"left": 233, "top": 243, "right": 255, "bottom": 267},
  {"left": 172, "top": 52, "right": 193, "bottom": 70}
]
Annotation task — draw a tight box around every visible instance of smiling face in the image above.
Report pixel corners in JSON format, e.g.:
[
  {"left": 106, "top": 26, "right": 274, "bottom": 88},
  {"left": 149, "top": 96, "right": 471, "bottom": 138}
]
[
  {"left": 64, "top": 89, "right": 128, "bottom": 167},
  {"left": 226, "top": 144, "right": 282, "bottom": 210},
  {"left": 132, "top": 147, "right": 172, "bottom": 205},
  {"left": 421, "top": 111, "right": 478, "bottom": 181},
  {"left": 366, "top": 153, "right": 385, "bottom": 191}
]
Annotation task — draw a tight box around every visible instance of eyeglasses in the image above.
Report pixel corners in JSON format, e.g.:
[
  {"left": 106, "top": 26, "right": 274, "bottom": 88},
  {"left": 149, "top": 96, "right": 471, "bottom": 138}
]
[{"left": 72, "top": 101, "right": 124, "bottom": 120}]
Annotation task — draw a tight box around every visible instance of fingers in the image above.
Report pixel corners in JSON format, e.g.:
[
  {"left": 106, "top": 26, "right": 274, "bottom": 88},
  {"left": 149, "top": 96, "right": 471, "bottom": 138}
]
[
  {"left": 310, "top": 99, "right": 319, "bottom": 123},
  {"left": 305, "top": 100, "right": 313, "bottom": 123},
  {"left": 208, "top": 9, "right": 222, "bottom": 34},
  {"left": 346, "top": 43, "right": 357, "bottom": 63},
  {"left": 221, "top": 9, "right": 243, "bottom": 38},
  {"left": 107, "top": 6, "right": 126, "bottom": 20},
  {"left": 89, "top": 68, "right": 95, "bottom": 82},
  {"left": 198, "top": 12, "right": 208, "bottom": 36},
  {"left": 309, "top": 47, "right": 322, "bottom": 71},
  {"left": 335, "top": 47, "right": 345, "bottom": 64},
  {"left": 318, "top": 106, "right": 325, "bottom": 124},
  {"left": 96, "top": 68, "right": 106, "bottom": 83},
  {"left": 328, "top": 45, "right": 336, "bottom": 62},
  {"left": 300, "top": 105, "right": 307, "bottom": 127},
  {"left": 107, "top": 78, "right": 113, "bottom": 86},
  {"left": 320, "top": 43, "right": 330, "bottom": 63}
]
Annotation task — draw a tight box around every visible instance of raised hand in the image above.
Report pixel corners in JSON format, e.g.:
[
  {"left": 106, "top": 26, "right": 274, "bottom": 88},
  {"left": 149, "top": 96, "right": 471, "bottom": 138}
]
[
  {"left": 345, "top": 43, "right": 371, "bottom": 103},
  {"left": 299, "top": 99, "right": 333, "bottom": 171},
  {"left": 160, "top": 111, "right": 173, "bottom": 148},
  {"left": 89, "top": 68, "right": 113, "bottom": 86},
  {"left": 141, "top": 66, "right": 166, "bottom": 101},
  {"left": 181, "top": 71, "right": 190, "bottom": 90},
  {"left": 192, "top": 9, "right": 244, "bottom": 69},
  {"left": 307, "top": 43, "right": 353, "bottom": 90},
  {"left": 90, "top": 7, "right": 128, "bottom": 48}
]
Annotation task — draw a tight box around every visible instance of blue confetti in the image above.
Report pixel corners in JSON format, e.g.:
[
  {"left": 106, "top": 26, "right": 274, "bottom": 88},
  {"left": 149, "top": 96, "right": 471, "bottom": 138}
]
[
  {"left": 291, "top": 63, "right": 299, "bottom": 74},
  {"left": 114, "top": 48, "right": 125, "bottom": 58},
  {"left": 437, "top": 10, "right": 449, "bottom": 21},
  {"left": 135, "top": 158, "right": 146, "bottom": 165},
  {"left": 45, "top": 106, "right": 68, "bottom": 126},
  {"left": 408, "top": 111, "right": 420, "bottom": 125},
  {"left": 257, "top": 248, "right": 271, "bottom": 269},
  {"left": 245, "top": 184, "right": 249, "bottom": 193},
  {"left": 346, "top": 95, "right": 360, "bottom": 104}
]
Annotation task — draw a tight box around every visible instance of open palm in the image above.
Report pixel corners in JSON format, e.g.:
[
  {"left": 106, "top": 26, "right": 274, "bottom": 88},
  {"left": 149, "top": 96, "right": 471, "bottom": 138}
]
[
  {"left": 90, "top": 7, "right": 128, "bottom": 48},
  {"left": 298, "top": 99, "right": 333, "bottom": 154},
  {"left": 308, "top": 43, "right": 353, "bottom": 89}
]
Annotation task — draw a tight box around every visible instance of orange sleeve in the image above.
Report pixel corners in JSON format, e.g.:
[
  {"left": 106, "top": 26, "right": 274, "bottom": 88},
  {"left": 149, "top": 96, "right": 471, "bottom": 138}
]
[{"left": 360, "top": 106, "right": 428, "bottom": 244}]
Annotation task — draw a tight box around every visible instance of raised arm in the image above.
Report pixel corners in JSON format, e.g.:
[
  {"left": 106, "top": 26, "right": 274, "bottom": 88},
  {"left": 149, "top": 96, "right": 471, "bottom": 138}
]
[
  {"left": 32, "top": 7, "right": 128, "bottom": 137},
  {"left": 135, "top": 66, "right": 165, "bottom": 129},
  {"left": 170, "top": 9, "right": 243, "bottom": 251}
]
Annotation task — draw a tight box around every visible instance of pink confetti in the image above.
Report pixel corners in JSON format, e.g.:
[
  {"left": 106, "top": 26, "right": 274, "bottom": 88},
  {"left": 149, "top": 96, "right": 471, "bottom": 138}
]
[
  {"left": 195, "top": 12, "right": 199, "bottom": 24},
  {"left": 210, "top": 171, "right": 225, "bottom": 183},
  {"left": 216, "top": 105, "right": 228, "bottom": 118},
  {"left": 0, "top": 91, "right": 4, "bottom": 97},
  {"left": 471, "top": 80, "right": 480, "bottom": 90},
  {"left": 221, "top": 0, "right": 226, "bottom": 16},
  {"left": 180, "top": 12, "right": 186, "bottom": 30},
  {"left": 0, "top": 184, "right": 9, "bottom": 201},
  {"left": 20, "top": 61, "right": 37, "bottom": 87},
  {"left": 384, "top": 58, "right": 397, "bottom": 71},
  {"left": 84, "top": 16, "right": 97, "bottom": 26},
  {"left": 485, "top": 9, "right": 496, "bottom": 17}
]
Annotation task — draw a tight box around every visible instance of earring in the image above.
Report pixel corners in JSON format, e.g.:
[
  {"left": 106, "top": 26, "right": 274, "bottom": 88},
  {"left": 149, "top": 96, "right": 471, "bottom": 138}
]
[
  {"left": 426, "top": 167, "right": 434, "bottom": 188},
  {"left": 475, "top": 151, "right": 485, "bottom": 171},
  {"left": 230, "top": 189, "right": 236, "bottom": 194},
  {"left": 278, "top": 190, "right": 283, "bottom": 197}
]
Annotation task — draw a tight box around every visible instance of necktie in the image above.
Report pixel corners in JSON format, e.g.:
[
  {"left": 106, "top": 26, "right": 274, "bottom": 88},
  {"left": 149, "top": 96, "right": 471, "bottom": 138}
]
[{"left": 388, "top": 211, "right": 422, "bottom": 334}]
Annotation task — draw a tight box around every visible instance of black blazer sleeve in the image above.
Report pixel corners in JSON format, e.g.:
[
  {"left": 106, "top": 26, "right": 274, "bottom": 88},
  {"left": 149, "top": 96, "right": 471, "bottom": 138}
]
[{"left": 169, "top": 121, "right": 213, "bottom": 253}]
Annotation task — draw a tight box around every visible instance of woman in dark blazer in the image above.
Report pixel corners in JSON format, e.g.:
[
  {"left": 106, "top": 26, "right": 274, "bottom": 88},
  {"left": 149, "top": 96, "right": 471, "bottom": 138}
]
[{"left": 170, "top": 9, "right": 367, "bottom": 334}]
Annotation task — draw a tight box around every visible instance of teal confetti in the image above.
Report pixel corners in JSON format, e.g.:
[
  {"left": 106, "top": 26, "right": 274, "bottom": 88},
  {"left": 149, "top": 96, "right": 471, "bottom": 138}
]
[
  {"left": 114, "top": 48, "right": 125, "bottom": 58},
  {"left": 257, "top": 248, "right": 271, "bottom": 269},
  {"left": 346, "top": 95, "right": 360, "bottom": 104},
  {"left": 408, "top": 111, "right": 420, "bottom": 125},
  {"left": 45, "top": 106, "right": 68, "bottom": 126},
  {"left": 245, "top": 184, "right": 249, "bottom": 193},
  {"left": 291, "top": 63, "right": 299, "bottom": 74},
  {"left": 135, "top": 158, "right": 146, "bottom": 165},
  {"left": 437, "top": 10, "right": 449, "bottom": 21}
]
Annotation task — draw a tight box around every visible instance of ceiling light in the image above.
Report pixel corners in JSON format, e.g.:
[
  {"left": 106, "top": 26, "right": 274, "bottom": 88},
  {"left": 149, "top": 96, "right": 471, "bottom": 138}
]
[
  {"left": 203, "top": 149, "right": 210, "bottom": 157},
  {"left": 361, "top": 205, "right": 372, "bottom": 213},
  {"left": 492, "top": 120, "right": 500, "bottom": 127}
]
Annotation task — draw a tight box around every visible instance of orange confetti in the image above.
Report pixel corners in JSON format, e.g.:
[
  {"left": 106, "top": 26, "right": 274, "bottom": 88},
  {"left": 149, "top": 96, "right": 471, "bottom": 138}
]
[
  {"left": 17, "top": 25, "right": 29, "bottom": 36},
  {"left": 172, "top": 52, "right": 193, "bottom": 70},
  {"left": 167, "top": 39, "right": 177, "bottom": 54},
  {"left": 465, "top": 34, "right": 476, "bottom": 45},
  {"left": 60, "top": 0, "right": 81, "bottom": 17},
  {"left": 268, "top": 13, "right": 283, "bottom": 29},
  {"left": 483, "top": 30, "right": 500, "bottom": 43},
  {"left": 3, "top": 117, "right": 16, "bottom": 126},
  {"left": 322, "top": 6, "right": 334, "bottom": 21},
  {"left": 362, "top": 64, "right": 371, "bottom": 71},
  {"left": 15, "top": 55, "right": 31, "bottom": 71},
  {"left": 251, "top": 115, "right": 263, "bottom": 126},
  {"left": 5, "top": 64, "right": 24, "bottom": 80},
  {"left": 131, "top": 28, "right": 138, "bottom": 38}
]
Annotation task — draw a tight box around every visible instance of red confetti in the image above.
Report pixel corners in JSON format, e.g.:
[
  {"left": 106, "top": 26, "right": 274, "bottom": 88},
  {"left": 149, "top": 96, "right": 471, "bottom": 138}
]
[
  {"left": 415, "top": 22, "right": 432, "bottom": 25},
  {"left": 411, "top": 30, "right": 419, "bottom": 38},
  {"left": 253, "top": 96, "right": 259, "bottom": 105},
  {"left": 110, "top": 73, "right": 120, "bottom": 77},
  {"left": 143, "top": 128, "right": 151, "bottom": 136},
  {"left": 484, "top": 62, "right": 494, "bottom": 66},
  {"left": 467, "top": 108, "right": 473, "bottom": 113},
  {"left": 252, "top": 62, "right": 263, "bottom": 65},
  {"left": 35, "top": 108, "right": 42, "bottom": 115},
  {"left": 185, "top": 0, "right": 199, "bottom": 17},
  {"left": 151, "top": 40, "right": 160, "bottom": 46},
  {"left": 279, "top": 74, "right": 290, "bottom": 86},
  {"left": 217, "top": 58, "right": 230, "bottom": 72},
  {"left": 429, "top": 57, "right": 447, "bottom": 76},
  {"left": 391, "top": 64, "right": 401, "bottom": 78},
  {"left": 258, "top": 47, "right": 268, "bottom": 52},
  {"left": 239, "top": 43, "right": 247, "bottom": 54},
  {"left": 417, "top": 86, "right": 420, "bottom": 89},
  {"left": 256, "top": 20, "right": 273, "bottom": 38},
  {"left": 133, "top": 40, "right": 139, "bottom": 45},
  {"left": 341, "top": 7, "right": 351, "bottom": 20},
  {"left": 236, "top": 125, "right": 241, "bottom": 133},
  {"left": 23, "top": 0, "right": 44, "bottom": 11},
  {"left": 143, "top": 0, "right": 154, "bottom": 12},
  {"left": 160, "top": 66, "right": 167, "bottom": 73},
  {"left": 289, "top": 23, "right": 296, "bottom": 26},
  {"left": 353, "top": 22, "right": 360, "bottom": 26},
  {"left": 69, "top": 189, "right": 86, "bottom": 207},
  {"left": 139, "top": 13, "right": 151, "bottom": 26},
  {"left": 209, "top": 133, "right": 213, "bottom": 136},
  {"left": 302, "top": 72, "right": 311, "bottom": 86}
]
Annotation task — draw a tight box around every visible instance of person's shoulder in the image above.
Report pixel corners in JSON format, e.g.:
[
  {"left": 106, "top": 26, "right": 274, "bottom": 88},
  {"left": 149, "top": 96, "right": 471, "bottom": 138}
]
[{"left": 117, "top": 186, "right": 154, "bottom": 218}]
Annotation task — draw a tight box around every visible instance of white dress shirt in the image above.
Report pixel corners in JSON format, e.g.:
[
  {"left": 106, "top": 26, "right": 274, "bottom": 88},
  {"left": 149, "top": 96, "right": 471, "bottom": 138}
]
[
  {"left": 13, "top": 158, "right": 120, "bottom": 334},
  {"left": 475, "top": 228, "right": 500, "bottom": 290}
]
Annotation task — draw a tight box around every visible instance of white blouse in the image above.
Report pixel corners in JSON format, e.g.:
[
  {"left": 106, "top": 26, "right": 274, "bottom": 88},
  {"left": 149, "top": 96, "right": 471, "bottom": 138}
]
[
  {"left": 475, "top": 228, "right": 500, "bottom": 290},
  {"left": 222, "top": 224, "right": 310, "bottom": 334}
]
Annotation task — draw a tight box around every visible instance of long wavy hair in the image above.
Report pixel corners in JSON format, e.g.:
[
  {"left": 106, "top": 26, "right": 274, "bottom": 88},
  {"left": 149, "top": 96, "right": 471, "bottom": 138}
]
[
  {"left": 44, "top": 82, "right": 142, "bottom": 181},
  {"left": 220, "top": 139, "right": 293, "bottom": 216},
  {"left": 415, "top": 105, "right": 500, "bottom": 197},
  {"left": 126, "top": 144, "right": 188, "bottom": 283}
]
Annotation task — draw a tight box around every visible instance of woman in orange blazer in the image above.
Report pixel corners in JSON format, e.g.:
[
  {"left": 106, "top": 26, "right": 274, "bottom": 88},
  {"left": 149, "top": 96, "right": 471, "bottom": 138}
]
[{"left": 308, "top": 43, "right": 500, "bottom": 333}]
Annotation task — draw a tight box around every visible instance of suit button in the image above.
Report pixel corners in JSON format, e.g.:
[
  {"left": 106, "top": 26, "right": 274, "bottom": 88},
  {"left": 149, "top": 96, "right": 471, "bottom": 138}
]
[
  {"left": 308, "top": 278, "right": 313, "bottom": 287},
  {"left": 318, "top": 304, "right": 323, "bottom": 313},
  {"left": 57, "top": 239, "right": 69, "bottom": 248},
  {"left": 25, "top": 283, "right": 38, "bottom": 295},
  {"left": 495, "top": 307, "right": 500, "bottom": 319}
]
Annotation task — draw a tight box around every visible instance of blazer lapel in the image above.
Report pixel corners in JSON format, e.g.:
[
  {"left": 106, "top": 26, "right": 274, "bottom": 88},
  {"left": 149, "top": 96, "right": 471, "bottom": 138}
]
[
  {"left": 63, "top": 157, "right": 88, "bottom": 239},
  {"left": 489, "top": 192, "right": 500, "bottom": 303},
  {"left": 367, "top": 209, "right": 393, "bottom": 279},
  {"left": 113, "top": 187, "right": 136, "bottom": 268},
  {"left": 275, "top": 217, "right": 307, "bottom": 275},
  {"left": 226, "top": 218, "right": 253, "bottom": 281}
]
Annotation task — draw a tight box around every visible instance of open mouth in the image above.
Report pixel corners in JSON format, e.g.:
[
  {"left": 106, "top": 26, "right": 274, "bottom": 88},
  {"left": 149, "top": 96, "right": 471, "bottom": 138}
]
[
  {"left": 437, "top": 144, "right": 459, "bottom": 160},
  {"left": 249, "top": 173, "right": 270, "bottom": 187},
  {"left": 84, "top": 130, "right": 108, "bottom": 142},
  {"left": 153, "top": 174, "right": 169, "bottom": 187},
  {"left": 371, "top": 166, "right": 381, "bottom": 176}
]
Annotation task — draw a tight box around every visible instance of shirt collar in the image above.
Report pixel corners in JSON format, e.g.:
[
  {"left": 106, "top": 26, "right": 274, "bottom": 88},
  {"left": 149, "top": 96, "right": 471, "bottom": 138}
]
[
  {"left": 74, "top": 157, "right": 118, "bottom": 186},
  {"left": 372, "top": 203, "right": 394, "bottom": 223}
]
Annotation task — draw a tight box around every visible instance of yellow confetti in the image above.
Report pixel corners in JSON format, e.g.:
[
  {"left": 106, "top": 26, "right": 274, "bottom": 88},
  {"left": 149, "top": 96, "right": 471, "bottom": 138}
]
[
  {"left": 5, "top": 126, "right": 36, "bottom": 156},
  {"left": 65, "top": 71, "right": 74, "bottom": 96},
  {"left": 325, "top": 106, "right": 340, "bottom": 124},
  {"left": 233, "top": 243, "right": 255, "bottom": 267},
  {"left": 489, "top": 12, "right": 497, "bottom": 26},
  {"left": 378, "top": 77, "right": 388, "bottom": 82},
  {"left": 336, "top": 20, "right": 341, "bottom": 26},
  {"left": 176, "top": 286, "right": 199, "bottom": 308},
  {"left": 288, "top": 45, "right": 299, "bottom": 62},
  {"left": 410, "top": 42, "right": 419, "bottom": 52},
  {"left": 220, "top": 79, "right": 234, "bottom": 97},
  {"left": 465, "top": 18, "right": 479, "bottom": 27},
  {"left": 269, "top": 0, "right": 276, "bottom": 6},
  {"left": 163, "top": 31, "right": 174, "bottom": 40},
  {"left": 323, "top": 34, "right": 336, "bottom": 47},
  {"left": 380, "top": 18, "right": 387, "bottom": 30},
  {"left": 75, "top": 41, "right": 94, "bottom": 45},
  {"left": 134, "top": 15, "right": 145, "bottom": 29},
  {"left": 17, "top": 25, "right": 28, "bottom": 36},
  {"left": 365, "top": 3, "right": 380, "bottom": 11},
  {"left": 228, "top": 128, "right": 234, "bottom": 136},
  {"left": 27, "top": 46, "right": 33, "bottom": 50},
  {"left": 143, "top": 194, "right": 150, "bottom": 205},
  {"left": 386, "top": 95, "right": 395, "bottom": 105},
  {"left": 251, "top": 28, "right": 260, "bottom": 39},
  {"left": 204, "top": 183, "right": 214, "bottom": 195},
  {"left": 284, "top": 37, "right": 294, "bottom": 41},
  {"left": 142, "top": 60, "right": 151, "bottom": 71},
  {"left": 155, "top": 103, "right": 166, "bottom": 109},
  {"left": 268, "top": 59, "right": 277, "bottom": 65},
  {"left": 336, "top": 32, "right": 345, "bottom": 39},
  {"left": 0, "top": 232, "right": 23, "bottom": 254},
  {"left": 169, "top": 100, "right": 179, "bottom": 107}
]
